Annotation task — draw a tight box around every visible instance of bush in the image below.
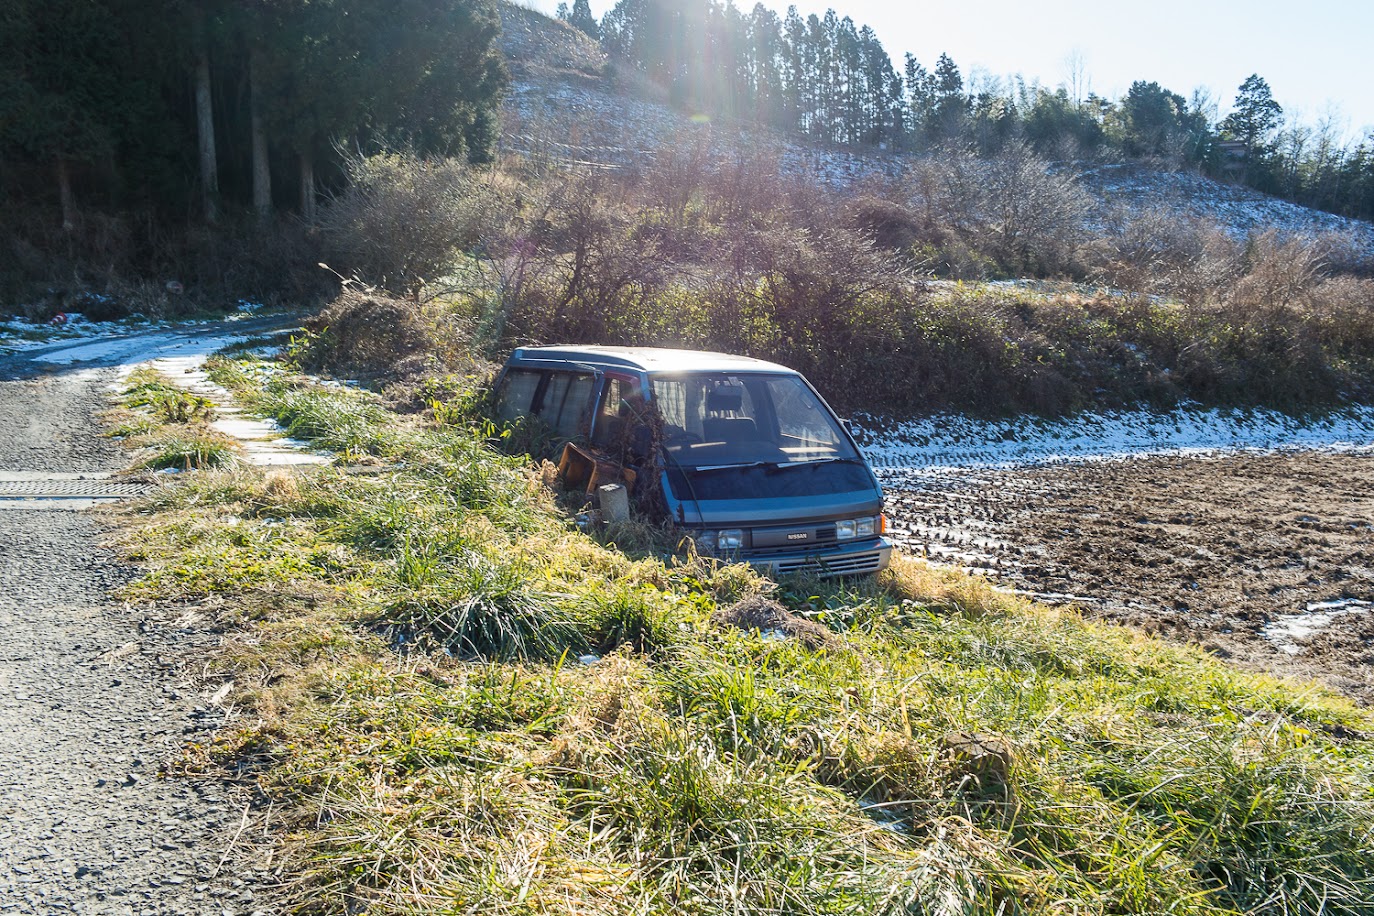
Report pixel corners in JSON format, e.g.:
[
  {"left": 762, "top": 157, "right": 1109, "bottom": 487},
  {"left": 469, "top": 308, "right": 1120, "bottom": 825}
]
[
  {"left": 902, "top": 142, "right": 1092, "bottom": 276},
  {"left": 320, "top": 152, "right": 511, "bottom": 296}
]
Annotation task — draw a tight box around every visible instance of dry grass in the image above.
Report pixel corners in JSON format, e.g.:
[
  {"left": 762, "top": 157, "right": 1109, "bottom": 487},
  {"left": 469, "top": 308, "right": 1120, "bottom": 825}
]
[{"left": 111, "top": 356, "right": 1374, "bottom": 916}]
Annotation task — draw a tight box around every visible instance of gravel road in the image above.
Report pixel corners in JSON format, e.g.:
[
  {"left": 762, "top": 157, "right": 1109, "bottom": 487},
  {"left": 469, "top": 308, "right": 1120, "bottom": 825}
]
[{"left": 1, "top": 336, "right": 271, "bottom": 914}]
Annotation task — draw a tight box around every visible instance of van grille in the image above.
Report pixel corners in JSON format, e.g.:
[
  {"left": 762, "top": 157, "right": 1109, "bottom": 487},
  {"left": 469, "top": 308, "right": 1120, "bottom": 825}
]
[
  {"left": 748, "top": 524, "right": 838, "bottom": 557},
  {"left": 767, "top": 550, "right": 887, "bottom": 578}
]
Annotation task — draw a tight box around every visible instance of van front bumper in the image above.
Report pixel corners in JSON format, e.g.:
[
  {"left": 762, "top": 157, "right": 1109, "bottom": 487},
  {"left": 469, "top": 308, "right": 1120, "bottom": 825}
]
[{"left": 745, "top": 537, "right": 893, "bottom": 578}]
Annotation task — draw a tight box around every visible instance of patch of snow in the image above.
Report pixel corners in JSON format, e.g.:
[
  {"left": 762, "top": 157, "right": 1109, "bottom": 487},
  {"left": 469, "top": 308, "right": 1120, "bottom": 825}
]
[
  {"left": 0, "top": 314, "right": 175, "bottom": 355},
  {"left": 34, "top": 330, "right": 243, "bottom": 368},
  {"left": 1080, "top": 164, "right": 1374, "bottom": 257},
  {"left": 1262, "top": 600, "right": 1374, "bottom": 655},
  {"left": 859, "top": 406, "right": 1374, "bottom": 479}
]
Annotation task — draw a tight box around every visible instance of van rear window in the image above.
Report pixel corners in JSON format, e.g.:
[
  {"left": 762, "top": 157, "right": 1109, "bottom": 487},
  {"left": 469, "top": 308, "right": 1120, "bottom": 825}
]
[
  {"left": 494, "top": 370, "right": 541, "bottom": 421},
  {"left": 537, "top": 372, "right": 595, "bottom": 438}
]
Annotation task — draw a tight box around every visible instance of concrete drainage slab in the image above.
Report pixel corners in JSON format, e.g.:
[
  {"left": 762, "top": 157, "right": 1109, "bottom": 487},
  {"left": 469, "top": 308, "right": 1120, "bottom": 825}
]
[{"left": 0, "top": 471, "right": 150, "bottom": 509}]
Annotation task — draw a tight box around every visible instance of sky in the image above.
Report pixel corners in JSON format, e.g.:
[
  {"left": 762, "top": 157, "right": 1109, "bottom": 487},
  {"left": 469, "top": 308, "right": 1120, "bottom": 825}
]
[{"left": 521, "top": 0, "right": 1374, "bottom": 140}]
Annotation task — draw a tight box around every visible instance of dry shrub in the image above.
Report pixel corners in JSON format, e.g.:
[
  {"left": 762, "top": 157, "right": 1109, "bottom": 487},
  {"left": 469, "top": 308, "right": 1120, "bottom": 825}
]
[
  {"left": 1086, "top": 209, "right": 1242, "bottom": 300},
  {"left": 299, "top": 288, "right": 444, "bottom": 380},
  {"left": 903, "top": 141, "right": 1091, "bottom": 276},
  {"left": 1229, "top": 230, "right": 1328, "bottom": 309},
  {"left": 320, "top": 152, "right": 511, "bottom": 296},
  {"left": 1311, "top": 275, "right": 1374, "bottom": 360},
  {"left": 846, "top": 195, "right": 932, "bottom": 254}
]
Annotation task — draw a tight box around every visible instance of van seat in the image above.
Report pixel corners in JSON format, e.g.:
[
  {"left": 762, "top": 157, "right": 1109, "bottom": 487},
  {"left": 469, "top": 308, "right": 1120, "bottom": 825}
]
[{"left": 703, "top": 416, "right": 760, "bottom": 442}]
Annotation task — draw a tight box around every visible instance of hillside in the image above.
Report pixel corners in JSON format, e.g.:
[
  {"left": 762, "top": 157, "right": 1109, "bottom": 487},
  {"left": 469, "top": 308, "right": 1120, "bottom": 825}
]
[{"left": 496, "top": 3, "right": 1374, "bottom": 257}]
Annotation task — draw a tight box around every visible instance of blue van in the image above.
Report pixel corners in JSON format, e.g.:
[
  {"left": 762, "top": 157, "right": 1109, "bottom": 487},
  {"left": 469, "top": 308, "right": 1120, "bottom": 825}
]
[{"left": 493, "top": 346, "right": 893, "bottom": 577}]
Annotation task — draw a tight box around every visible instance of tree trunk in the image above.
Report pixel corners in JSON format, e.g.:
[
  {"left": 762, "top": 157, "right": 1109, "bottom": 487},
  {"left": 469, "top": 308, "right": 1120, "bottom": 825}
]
[
  {"left": 249, "top": 47, "right": 271, "bottom": 223},
  {"left": 194, "top": 30, "right": 219, "bottom": 224},
  {"left": 299, "top": 149, "right": 316, "bottom": 224},
  {"left": 56, "top": 158, "right": 75, "bottom": 232}
]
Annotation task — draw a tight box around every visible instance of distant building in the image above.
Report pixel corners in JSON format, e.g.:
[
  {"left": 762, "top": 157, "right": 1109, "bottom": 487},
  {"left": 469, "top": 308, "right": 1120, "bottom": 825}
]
[{"left": 1218, "top": 140, "right": 1248, "bottom": 179}]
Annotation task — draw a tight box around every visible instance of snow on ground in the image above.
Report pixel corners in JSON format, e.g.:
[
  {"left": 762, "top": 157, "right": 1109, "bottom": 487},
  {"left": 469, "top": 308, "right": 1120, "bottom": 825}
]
[
  {"left": 502, "top": 78, "right": 903, "bottom": 188},
  {"left": 28, "top": 325, "right": 329, "bottom": 468},
  {"left": 33, "top": 328, "right": 249, "bottom": 369},
  {"left": 858, "top": 405, "right": 1374, "bottom": 480},
  {"left": 0, "top": 314, "right": 175, "bottom": 355},
  {"left": 1263, "top": 600, "right": 1374, "bottom": 656},
  {"left": 1079, "top": 164, "right": 1374, "bottom": 258}
]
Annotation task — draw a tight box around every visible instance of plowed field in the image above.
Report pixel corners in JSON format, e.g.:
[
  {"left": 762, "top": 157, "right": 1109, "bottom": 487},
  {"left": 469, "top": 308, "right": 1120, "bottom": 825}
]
[{"left": 884, "top": 452, "right": 1374, "bottom": 703}]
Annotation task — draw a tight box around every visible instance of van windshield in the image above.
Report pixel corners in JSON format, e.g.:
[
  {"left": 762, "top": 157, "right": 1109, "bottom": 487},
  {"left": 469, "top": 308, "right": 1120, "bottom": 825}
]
[{"left": 651, "top": 373, "right": 859, "bottom": 469}]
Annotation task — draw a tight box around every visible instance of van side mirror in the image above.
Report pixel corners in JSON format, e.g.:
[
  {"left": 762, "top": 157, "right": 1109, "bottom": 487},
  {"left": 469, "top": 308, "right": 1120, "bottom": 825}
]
[{"left": 840, "top": 418, "right": 854, "bottom": 434}]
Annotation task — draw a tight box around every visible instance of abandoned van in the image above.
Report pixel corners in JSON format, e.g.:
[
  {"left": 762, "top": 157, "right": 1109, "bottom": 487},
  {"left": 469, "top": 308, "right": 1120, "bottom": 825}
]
[{"left": 493, "top": 346, "right": 893, "bottom": 576}]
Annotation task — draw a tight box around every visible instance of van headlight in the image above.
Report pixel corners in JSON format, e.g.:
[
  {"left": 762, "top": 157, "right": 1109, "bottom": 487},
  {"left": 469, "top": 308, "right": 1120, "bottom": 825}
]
[
  {"left": 717, "top": 529, "right": 745, "bottom": 550},
  {"left": 695, "top": 529, "right": 745, "bottom": 554},
  {"left": 836, "top": 517, "right": 879, "bottom": 540}
]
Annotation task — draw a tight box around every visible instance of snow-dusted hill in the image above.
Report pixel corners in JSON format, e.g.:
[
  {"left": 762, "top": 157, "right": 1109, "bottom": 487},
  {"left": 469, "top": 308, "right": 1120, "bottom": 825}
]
[
  {"left": 495, "top": 3, "right": 1374, "bottom": 255},
  {"left": 1080, "top": 164, "right": 1374, "bottom": 257}
]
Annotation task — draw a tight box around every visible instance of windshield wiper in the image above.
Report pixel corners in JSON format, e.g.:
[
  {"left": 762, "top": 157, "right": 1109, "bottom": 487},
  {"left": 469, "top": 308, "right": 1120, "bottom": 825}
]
[
  {"left": 685, "top": 460, "right": 777, "bottom": 472},
  {"left": 683, "top": 456, "right": 863, "bottom": 473},
  {"left": 772, "top": 456, "right": 865, "bottom": 469}
]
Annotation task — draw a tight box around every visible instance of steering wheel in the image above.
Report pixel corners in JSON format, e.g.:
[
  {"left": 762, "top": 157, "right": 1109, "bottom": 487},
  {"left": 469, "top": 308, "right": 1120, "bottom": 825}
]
[{"left": 665, "top": 429, "right": 703, "bottom": 445}]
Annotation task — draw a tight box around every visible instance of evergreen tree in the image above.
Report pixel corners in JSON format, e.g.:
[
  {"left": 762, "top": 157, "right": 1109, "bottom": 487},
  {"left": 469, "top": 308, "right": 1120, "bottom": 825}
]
[
  {"left": 1118, "top": 80, "right": 1202, "bottom": 159},
  {"left": 567, "top": 0, "right": 598, "bottom": 38},
  {"left": 903, "top": 53, "right": 934, "bottom": 144},
  {"left": 1220, "top": 74, "right": 1283, "bottom": 149},
  {"left": 930, "top": 53, "right": 967, "bottom": 139}
]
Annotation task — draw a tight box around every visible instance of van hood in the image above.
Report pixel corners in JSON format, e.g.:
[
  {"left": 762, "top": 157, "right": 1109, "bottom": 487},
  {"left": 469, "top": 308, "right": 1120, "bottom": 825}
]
[{"left": 670, "top": 489, "right": 883, "bottom": 528}]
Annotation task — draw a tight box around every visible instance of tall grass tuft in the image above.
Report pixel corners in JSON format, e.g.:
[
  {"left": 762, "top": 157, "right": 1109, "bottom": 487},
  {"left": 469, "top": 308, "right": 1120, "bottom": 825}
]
[{"left": 379, "top": 544, "right": 582, "bottom": 662}]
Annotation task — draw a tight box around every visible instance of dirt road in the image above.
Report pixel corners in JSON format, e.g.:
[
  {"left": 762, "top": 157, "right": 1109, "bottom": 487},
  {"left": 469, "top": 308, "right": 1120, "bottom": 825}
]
[
  {"left": 0, "top": 338, "right": 270, "bottom": 913},
  {"left": 885, "top": 451, "right": 1374, "bottom": 703}
]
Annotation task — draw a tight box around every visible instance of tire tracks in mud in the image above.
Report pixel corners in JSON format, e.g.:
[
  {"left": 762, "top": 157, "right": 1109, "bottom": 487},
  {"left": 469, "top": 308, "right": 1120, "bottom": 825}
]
[{"left": 884, "top": 452, "right": 1374, "bottom": 703}]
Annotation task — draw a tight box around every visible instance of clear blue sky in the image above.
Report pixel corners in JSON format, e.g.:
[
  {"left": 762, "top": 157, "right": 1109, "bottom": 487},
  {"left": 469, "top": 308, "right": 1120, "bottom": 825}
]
[{"left": 520, "top": 0, "right": 1374, "bottom": 140}]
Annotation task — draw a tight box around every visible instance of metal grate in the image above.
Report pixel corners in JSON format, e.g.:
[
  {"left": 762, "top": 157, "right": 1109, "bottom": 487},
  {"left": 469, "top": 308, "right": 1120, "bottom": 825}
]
[
  {"left": 0, "top": 479, "right": 150, "bottom": 499},
  {"left": 768, "top": 550, "right": 888, "bottom": 578}
]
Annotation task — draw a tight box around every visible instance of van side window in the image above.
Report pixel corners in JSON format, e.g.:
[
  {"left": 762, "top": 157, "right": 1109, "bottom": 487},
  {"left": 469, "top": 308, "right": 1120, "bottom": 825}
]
[
  {"left": 592, "top": 377, "right": 647, "bottom": 448},
  {"left": 494, "top": 370, "right": 541, "bottom": 421},
  {"left": 537, "top": 371, "right": 595, "bottom": 438}
]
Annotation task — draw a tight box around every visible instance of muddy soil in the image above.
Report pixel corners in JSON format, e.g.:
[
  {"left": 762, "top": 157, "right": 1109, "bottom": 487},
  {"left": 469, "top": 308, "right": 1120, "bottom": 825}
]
[{"left": 884, "top": 452, "right": 1374, "bottom": 703}]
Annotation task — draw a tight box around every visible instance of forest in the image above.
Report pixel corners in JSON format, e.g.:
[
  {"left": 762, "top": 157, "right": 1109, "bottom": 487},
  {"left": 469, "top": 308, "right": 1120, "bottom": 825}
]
[
  {"left": 0, "top": 0, "right": 507, "bottom": 227},
  {"left": 575, "top": 0, "right": 1374, "bottom": 222}
]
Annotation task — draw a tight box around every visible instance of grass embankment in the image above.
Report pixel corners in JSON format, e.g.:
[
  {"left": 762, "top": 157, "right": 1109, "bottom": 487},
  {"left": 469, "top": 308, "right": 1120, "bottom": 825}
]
[
  {"left": 110, "top": 367, "right": 240, "bottom": 470},
  {"left": 116, "top": 354, "right": 1374, "bottom": 915}
]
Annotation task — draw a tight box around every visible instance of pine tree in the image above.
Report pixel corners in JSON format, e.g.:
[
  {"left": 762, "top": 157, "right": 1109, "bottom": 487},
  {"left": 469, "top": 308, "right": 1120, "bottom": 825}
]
[
  {"left": 903, "top": 53, "right": 934, "bottom": 144},
  {"left": 930, "top": 53, "right": 967, "bottom": 139},
  {"left": 1220, "top": 74, "right": 1283, "bottom": 150},
  {"left": 567, "top": 0, "right": 598, "bottom": 38}
]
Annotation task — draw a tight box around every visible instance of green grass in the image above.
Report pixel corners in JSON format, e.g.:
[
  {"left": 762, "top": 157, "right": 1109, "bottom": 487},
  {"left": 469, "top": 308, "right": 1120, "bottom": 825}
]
[
  {"left": 111, "top": 368, "right": 240, "bottom": 470},
  {"left": 119, "top": 355, "right": 1374, "bottom": 916}
]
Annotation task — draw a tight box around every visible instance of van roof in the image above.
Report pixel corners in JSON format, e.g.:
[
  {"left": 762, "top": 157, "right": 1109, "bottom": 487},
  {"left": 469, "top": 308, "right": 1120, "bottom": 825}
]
[{"left": 506, "top": 345, "right": 795, "bottom": 375}]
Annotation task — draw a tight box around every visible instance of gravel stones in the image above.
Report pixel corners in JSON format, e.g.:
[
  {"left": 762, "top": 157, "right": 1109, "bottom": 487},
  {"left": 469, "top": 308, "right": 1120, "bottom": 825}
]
[{"left": 0, "top": 348, "right": 272, "bottom": 914}]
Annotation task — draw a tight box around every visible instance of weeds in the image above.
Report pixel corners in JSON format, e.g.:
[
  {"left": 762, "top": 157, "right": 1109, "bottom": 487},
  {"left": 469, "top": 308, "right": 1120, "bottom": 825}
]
[
  {"left": 113, "top": 368, "right": 240, "bottom": 470},
  {"left": 139, "top": 432, "right": 239, "bottom": 471}
]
